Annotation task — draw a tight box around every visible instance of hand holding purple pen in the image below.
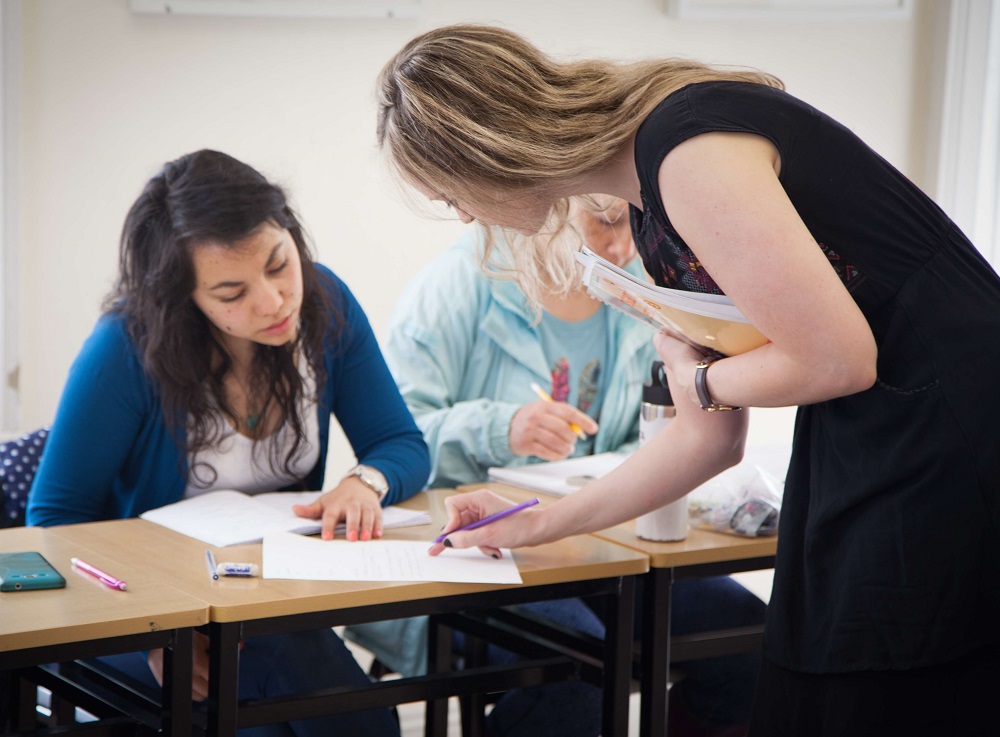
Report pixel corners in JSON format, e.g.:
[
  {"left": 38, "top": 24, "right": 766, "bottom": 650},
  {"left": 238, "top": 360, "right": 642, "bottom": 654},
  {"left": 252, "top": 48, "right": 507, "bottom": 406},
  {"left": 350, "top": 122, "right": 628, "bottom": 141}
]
[{"left": 433, "top": 497, "right": 540, "bottom": 546}]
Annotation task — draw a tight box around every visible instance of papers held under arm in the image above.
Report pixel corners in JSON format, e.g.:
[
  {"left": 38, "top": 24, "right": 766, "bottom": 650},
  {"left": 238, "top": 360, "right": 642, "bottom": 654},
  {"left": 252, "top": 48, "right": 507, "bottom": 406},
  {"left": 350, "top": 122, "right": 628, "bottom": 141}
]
[{"left": 576, "top": 246, "right": 769, "bottom": 357}]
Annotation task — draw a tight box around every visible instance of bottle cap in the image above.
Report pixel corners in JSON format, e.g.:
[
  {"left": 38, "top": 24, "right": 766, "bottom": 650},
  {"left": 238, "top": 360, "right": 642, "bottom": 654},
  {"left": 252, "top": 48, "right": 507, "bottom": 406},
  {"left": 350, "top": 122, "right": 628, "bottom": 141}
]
[{"left": 642, "top": 361, "right": 673, "bottom": 406}]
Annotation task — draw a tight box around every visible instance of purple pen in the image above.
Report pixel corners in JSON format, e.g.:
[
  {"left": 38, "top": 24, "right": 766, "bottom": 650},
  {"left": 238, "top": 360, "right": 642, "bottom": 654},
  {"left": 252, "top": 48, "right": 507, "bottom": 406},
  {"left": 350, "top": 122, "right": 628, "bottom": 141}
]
[{"left": 434, "top": 497, "right": 540, "bottom": 544}]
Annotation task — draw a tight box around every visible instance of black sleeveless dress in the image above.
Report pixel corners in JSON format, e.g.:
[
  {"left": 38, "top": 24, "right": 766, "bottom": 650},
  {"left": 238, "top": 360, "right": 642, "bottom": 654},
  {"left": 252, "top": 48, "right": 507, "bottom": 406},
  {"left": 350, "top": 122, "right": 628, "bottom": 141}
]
[{"left": 629, "top": 81, "right": 1000, "bottom": 675}]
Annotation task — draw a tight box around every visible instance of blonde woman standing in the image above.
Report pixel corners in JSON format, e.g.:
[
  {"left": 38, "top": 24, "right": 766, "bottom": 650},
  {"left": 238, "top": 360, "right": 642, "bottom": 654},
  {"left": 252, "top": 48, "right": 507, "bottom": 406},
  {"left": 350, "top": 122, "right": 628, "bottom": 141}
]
[{"left": 376, "top": 24, "right": 1000, "bottom": 736}]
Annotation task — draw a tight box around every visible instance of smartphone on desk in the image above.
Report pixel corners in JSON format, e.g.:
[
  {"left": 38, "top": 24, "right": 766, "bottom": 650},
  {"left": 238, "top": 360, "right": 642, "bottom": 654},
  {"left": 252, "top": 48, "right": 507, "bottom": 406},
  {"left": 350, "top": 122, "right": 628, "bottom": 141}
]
[{"left": 0, "top": 551, "right": 67, "bottom": 591}]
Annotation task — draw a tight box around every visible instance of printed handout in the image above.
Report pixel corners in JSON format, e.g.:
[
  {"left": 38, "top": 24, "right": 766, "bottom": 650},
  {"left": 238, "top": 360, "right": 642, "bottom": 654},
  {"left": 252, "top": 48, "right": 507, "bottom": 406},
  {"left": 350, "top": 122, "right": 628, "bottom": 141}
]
[{"left": 262, "top": 531, "right": 522, "bottom": 584}]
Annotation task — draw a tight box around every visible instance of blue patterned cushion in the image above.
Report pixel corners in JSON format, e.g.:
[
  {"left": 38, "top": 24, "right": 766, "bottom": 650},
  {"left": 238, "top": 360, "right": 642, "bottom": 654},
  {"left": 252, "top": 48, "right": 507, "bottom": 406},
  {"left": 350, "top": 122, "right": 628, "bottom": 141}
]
[{"left": 0, "top": 427, "right": 49, "bottom": 528}]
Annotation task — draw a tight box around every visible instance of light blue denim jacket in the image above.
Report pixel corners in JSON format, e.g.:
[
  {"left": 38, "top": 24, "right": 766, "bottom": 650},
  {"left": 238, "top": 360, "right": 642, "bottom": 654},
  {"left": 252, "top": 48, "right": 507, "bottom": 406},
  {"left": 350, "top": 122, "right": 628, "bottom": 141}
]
[
  {"left": 384, "top": 227, "right": 657, "bottom": 489},
  {"left": 345, "top": 228, "right": 657, "bottom": 676}
]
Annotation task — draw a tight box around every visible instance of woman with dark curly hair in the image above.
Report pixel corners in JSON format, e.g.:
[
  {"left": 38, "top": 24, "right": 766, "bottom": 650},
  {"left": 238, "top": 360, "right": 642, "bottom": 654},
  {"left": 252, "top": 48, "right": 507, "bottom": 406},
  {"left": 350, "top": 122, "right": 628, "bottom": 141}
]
[{"left": 29, "top": 149, "right": 429, "bottom": 737}]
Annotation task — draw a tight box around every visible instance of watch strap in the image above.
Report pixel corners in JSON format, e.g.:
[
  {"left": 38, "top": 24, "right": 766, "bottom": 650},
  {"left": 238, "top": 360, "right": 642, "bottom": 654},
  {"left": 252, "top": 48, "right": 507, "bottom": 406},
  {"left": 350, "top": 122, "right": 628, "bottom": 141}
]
[{"left": 694, "top": 356, "right": 742, "bottom": 412}]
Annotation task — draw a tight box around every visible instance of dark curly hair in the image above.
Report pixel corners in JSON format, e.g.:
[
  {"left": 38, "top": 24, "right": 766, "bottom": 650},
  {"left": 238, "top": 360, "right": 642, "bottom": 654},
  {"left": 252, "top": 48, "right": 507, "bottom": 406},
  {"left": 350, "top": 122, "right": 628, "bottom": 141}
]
[{"left": 107, "top": 149, "right": 339, "bottom": 485}]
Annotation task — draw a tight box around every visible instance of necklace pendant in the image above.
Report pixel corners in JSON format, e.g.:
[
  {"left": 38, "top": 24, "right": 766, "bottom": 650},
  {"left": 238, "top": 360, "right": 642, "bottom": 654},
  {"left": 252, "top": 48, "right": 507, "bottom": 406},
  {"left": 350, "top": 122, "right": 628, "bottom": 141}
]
[{"left": 246, "top": 414, "right": 260, "bottom": 429}]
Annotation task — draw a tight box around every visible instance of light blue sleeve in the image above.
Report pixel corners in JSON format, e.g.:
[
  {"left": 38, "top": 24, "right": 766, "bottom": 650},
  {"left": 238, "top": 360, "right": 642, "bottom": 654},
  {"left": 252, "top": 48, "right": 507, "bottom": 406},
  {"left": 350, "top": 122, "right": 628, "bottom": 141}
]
[{"left": 385, "top": 234, "right": 519, "bottom": 488}]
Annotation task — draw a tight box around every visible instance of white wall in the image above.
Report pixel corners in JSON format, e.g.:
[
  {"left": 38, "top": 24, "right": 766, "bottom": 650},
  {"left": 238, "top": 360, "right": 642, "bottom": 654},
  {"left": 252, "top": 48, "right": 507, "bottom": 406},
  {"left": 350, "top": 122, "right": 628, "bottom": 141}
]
[{"left": 15, "top": 0, "right": 926, "bottom": 473}]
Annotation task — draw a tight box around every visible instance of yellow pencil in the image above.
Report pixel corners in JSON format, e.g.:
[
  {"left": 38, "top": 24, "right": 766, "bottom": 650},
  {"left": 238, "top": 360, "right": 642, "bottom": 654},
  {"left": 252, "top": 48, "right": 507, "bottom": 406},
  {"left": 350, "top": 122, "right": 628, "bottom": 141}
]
[{"left": 530, "top": 382, "right": 587, "bottom": 440}]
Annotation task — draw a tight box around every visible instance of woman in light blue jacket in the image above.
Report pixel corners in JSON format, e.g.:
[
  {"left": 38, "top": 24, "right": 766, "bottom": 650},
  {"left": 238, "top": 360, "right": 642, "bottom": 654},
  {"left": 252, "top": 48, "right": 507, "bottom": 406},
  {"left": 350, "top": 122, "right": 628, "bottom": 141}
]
[
  {"left": 349, "top": 198, "right": 767, "bottom": 737},
  {"left": 388, "top": 224, "right": 653, "bottom": 489}
]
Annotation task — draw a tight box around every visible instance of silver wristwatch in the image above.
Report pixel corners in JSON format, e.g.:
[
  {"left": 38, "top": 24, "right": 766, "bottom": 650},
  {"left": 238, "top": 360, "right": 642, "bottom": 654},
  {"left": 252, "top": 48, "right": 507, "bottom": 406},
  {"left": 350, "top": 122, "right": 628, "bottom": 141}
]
[{"left": 345, "top": 464, "right": 389, "bottom": 501}]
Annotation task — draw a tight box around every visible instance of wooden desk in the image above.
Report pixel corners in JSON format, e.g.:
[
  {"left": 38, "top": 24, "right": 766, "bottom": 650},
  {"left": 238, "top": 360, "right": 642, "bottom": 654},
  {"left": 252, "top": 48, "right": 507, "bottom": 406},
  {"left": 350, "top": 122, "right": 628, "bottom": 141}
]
[
  {"left": 462, "top": 482, "right": 777, "bottom": 737},
  {"left": 1, "top": 525, "right": 207, "bottom": 736},
  {"left": 52, "top": 489, "right": 649, "bottom": 737}
]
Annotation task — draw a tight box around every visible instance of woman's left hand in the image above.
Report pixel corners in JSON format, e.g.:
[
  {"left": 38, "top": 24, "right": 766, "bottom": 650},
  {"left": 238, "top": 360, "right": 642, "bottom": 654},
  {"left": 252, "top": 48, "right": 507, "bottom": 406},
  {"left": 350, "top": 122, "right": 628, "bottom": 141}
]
[
  {"left": 653, "top": 331, "right": 711, "bottom": 407},
  {"left": 292, "top": 480, "right": 384, "bottom": 541}
]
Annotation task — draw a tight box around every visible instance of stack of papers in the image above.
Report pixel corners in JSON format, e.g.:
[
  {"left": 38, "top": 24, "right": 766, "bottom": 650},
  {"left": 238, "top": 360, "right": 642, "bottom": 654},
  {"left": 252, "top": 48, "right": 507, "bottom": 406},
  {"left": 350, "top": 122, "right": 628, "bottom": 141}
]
[
  {"left": 487, "top": 452, "right": 629, "bottom": 497},
  {"left": 576, "top": 246, "right": 769, "bottom": 356},
  {"left": 140, "top": 490, "right": 431, "bottom": 547}
]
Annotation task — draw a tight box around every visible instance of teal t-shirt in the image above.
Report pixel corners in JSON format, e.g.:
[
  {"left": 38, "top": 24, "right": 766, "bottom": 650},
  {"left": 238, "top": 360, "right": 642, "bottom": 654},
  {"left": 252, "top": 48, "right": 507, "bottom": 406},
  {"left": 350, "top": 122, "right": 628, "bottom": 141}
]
[{"left": 535, "top": 308, "right": 609, "bottom": 457}]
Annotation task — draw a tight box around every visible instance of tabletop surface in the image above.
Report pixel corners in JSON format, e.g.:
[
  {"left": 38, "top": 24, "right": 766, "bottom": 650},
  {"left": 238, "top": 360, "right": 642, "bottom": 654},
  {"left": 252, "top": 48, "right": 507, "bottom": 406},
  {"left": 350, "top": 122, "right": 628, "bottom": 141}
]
[
  {"left": 460, "top": 483, "right": 778, "bottom": 569},
  {"left": 50, "top": 489, "right": 649, "bottom": 623},
  {"left": 0, "top": 525, "right": 208, "bottom": 652}
]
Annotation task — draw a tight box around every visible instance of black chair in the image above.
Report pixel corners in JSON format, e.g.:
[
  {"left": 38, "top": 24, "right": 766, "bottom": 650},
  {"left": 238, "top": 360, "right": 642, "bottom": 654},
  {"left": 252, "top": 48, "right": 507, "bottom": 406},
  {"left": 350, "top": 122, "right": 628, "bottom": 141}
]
[
  {"left": 0, "top": 426, "right": 170, "bottom": 734},
  {"left": 1, "top": 427, "right": 57, "bottom": 731},
  {"left": 0, "top": 426, "right": 49, "bottom": 529}
]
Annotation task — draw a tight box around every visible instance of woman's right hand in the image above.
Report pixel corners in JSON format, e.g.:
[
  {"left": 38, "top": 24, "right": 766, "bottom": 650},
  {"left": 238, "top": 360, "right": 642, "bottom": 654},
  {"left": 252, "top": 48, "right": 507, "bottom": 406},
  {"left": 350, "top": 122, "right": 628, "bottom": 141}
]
[
  {"left": 509, "top": 400, "right": 598, "bottom": 460},
  {"left": 428, "top": 489, "right": 544, "bottom": 558},
  {"left": 147, "top": 630, "right": 211, "bottom": 701}
]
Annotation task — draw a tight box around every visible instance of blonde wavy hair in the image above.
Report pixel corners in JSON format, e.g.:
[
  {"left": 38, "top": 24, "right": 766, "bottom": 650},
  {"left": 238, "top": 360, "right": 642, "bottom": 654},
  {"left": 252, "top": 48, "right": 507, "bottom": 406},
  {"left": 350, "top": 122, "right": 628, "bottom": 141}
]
[
  {"left": 483, "top": 195, "right": 632, "bottom": 319},
  {"left": 376, "top": 23, "right": 783, "bottom": 225}
]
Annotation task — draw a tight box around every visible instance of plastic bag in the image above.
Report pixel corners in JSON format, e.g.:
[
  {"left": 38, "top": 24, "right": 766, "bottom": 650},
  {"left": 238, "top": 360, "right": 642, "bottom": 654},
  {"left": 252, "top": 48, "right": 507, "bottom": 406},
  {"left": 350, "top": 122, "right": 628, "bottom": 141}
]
[{"left": 687, "top": 463, "right": 783, "bottom": 537}]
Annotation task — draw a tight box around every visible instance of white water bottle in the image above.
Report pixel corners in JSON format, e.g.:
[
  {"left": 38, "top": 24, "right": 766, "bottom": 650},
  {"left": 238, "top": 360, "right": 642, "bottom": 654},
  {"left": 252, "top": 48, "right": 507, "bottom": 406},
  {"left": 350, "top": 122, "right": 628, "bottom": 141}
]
[{"left": 635, "top": 361, "right": 689, "bottom": 541}]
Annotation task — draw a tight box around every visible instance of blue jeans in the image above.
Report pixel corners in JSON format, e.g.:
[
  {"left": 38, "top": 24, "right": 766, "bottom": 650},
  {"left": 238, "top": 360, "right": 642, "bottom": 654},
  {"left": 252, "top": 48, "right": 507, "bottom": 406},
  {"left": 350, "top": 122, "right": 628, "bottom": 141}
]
[
  {"left": 655, "top": 576, "right": 765, "bottom": 728},
  {"left": 453, "top": 598, "right": 606, "bottom": 737},
  {"left": 98, "top": 629, "right": 399, "bottom": 737},
  {"left": 588, "top": 575, "right": 766, "bottom": 729}
]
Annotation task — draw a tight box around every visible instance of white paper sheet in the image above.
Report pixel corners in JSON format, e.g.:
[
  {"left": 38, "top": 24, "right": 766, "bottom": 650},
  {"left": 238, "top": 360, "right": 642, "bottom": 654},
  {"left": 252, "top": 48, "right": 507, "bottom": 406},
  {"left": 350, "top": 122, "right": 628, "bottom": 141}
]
[
  {"left": 140, "top": 490, "right": 431, "bottom": 547},
  {"left": 262, "top": 531, "right": 522, "bottom": 584},
  {"left": 487, "top": 452, "right": 630, "bottom": 497}
]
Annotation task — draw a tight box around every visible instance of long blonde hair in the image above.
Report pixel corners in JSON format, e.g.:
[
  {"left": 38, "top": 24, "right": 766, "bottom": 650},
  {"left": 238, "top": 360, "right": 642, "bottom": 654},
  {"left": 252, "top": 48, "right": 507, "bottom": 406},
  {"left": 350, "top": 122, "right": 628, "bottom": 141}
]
[{"left": 376, "top": 23, "right": 783, "bottom": 213}]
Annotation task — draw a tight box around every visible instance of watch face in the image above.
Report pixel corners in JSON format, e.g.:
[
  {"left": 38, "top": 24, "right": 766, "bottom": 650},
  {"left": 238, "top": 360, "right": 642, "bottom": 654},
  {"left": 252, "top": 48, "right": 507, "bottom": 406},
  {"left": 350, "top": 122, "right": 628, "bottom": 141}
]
[{"left": 357, "top": 466, "right": 388, "bottom": 493}]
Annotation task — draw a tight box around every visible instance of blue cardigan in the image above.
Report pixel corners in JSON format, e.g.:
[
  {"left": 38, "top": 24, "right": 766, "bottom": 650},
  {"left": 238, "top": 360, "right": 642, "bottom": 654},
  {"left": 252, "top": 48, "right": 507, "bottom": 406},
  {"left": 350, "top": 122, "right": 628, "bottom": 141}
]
[{"left": 28, "top": 265, "right": 430, "bottom": 526}]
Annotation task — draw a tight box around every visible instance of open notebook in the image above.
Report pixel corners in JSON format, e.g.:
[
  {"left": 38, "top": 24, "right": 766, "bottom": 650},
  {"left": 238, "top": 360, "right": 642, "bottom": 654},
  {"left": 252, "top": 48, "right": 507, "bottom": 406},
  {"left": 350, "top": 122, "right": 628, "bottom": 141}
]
[
  {"left": 487, "top": 452, "right": 630, "bottom": 497},
  {"left": 140, "top": 490, "right": 431, "bottom": 547}
]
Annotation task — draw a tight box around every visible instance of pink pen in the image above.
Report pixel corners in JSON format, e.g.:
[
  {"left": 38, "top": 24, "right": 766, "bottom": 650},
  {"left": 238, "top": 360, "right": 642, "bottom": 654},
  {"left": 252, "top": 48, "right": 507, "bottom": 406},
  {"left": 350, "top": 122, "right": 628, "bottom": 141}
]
[{"left": 71, "top": 557, "right": 128, "bottom": 591}]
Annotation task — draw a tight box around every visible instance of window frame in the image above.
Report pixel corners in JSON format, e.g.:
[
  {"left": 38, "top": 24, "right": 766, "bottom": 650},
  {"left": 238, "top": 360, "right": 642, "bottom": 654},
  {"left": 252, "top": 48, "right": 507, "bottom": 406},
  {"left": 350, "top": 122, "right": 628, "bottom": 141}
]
[
  {"left": 931, "top": 0, "right": 1000, "bottom": 266},
  {"left": 0, "top": 0, "right": 21, "bottom": 433}
]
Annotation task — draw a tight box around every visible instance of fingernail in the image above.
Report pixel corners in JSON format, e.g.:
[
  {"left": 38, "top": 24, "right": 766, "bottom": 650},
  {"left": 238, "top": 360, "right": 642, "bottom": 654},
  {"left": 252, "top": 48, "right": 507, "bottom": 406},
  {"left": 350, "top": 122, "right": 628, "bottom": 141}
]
[
  {"left": 375, "top": 529, "right": 383, "bottom": 539},
  {"left": 360, "top": 530, "right": 371, "bottom": 541},
  {"left": 443, "top": 538, "right": 453, "bottom": 548},
  {"left": 322, "top": 531, "right": 332, "bottom": 541},
  {"left": 347, "top": 530, "right": 358, "bottom": 542}
]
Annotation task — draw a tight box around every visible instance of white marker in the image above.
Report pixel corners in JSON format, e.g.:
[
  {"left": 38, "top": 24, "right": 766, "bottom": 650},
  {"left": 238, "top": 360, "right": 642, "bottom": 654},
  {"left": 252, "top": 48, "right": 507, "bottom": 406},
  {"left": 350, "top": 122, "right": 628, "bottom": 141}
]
[{"left": 216, "top": 562, "right": 260, "bottom": 577}]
